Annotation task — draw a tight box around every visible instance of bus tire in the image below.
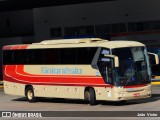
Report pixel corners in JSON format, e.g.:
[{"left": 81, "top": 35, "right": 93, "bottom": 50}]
[
  {"left": 118, "top": 100, "right": 127, "bottom": 105},
  {"left": 85, "top": 88, "right": 96, "bottom": 105},
  {"left": 25, "top": 86, "right": 37, "bottom": 103}
]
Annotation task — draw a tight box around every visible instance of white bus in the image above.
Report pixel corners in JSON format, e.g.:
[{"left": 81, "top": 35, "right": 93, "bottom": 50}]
[{"left": 2, "top": 38, "right": 158, "bottom": 105}]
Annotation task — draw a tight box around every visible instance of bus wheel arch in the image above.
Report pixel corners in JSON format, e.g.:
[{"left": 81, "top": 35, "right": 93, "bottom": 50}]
[
  {"left": 25, "top": 85, "right": 37, "bottom": 102},
  {"left": 84, "top": 87, "right": 97, "bottom": 105}
]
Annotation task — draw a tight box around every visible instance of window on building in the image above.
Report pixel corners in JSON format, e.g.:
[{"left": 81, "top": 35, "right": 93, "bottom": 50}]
[
  {"left": 136, "top": 22, "right": 144, "bottom": 31},
  {"left": 153, "top": 21, "right": 160, "bottom": 30},
  {"left": 95, "top": 24, "right": 111, "bottom": 34},
  {"left": 144, "top": 21, "right": 153, "bottom": 31},
  {"left": 50, "top": 27, "right": 62, "bottom": 37},
  {"left": 119, "top": 23, "right": 126, "bottom": 33},
  {"left": 64, "top": 25, "right": 94, "bottom": 37},
  {"left": 111, "top": 24, "right": 119, "bottom": 33},
  {"left": 6, "top": 18, "right": 10, "bottom": 28},
  {"left": 128, "top": 22, "right": 136, "bottom": 32}
]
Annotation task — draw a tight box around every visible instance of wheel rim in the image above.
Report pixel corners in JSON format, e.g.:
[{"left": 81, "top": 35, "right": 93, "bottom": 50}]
[
  {"left": 27, "top": 90, "right": 33, "bottom": 100},
  {"left": 85, "top": 91, "right": 90, "bottom": 100}
]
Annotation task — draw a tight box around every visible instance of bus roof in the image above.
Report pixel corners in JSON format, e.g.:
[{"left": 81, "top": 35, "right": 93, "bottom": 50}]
[
  {"left": 3, "top": 38, "right": 145, "bottom": 50},
  {"left": 98, "top": 40, "right": 145, "bottom": 49}
]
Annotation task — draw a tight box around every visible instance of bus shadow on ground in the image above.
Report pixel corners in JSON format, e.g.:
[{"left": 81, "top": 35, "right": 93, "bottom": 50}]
[
  {"left": 12, "top": 93, "right": 160, "bottom": 106},
  {"left": 12, "top": 97, "right": 89, "bottom": 105}
]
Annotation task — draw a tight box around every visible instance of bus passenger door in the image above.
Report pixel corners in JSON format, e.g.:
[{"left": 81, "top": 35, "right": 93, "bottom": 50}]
[
  {"left": 97, "top": 57, "right": 113, "bottom": 84},
  {"left": 91, "top": 48, "right": 113, "bottom": 84},
  {"left": 95, "top": 57, "right": 113, "bottom": 100}
]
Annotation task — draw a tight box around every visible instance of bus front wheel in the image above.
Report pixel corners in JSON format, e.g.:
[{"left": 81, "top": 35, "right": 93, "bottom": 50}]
[
  {"left": 25, "top": 86, "right": 37, "bottom": 103},
  {"left": 84, "top": 88, "right": 96, "bottom": 105}
]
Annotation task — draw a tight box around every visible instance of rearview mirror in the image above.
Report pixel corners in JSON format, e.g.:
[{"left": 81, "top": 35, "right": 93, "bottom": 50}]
[
  {"left": 148, "top": 52, "right": 159, "bottom": 66},
  {"left": 104, "top": 55, "right": 119, "bottom": 67}
]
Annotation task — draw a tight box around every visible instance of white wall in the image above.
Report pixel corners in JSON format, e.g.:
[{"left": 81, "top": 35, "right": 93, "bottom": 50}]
[
  {"left": 33, "top": 0, "right": 160, "bottom": 41},
  {"left": 0, "top": 10, "right": 34, "bottom": 37}
]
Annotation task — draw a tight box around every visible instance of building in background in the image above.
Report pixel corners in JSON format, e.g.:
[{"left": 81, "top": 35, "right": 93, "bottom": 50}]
[
  {"left": 1, "top": 0, "right": 160, "bottom": 78},
  {"left": 33, "top": 0, "right": 160, "bottom": 47}
]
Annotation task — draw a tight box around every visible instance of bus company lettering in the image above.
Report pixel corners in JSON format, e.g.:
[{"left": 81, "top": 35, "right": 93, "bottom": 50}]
[{"left": 41, "top": 67, "right": 82, "bottom": 75}]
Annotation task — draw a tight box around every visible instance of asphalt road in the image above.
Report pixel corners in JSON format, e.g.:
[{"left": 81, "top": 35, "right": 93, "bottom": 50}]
[{"left": 0, "top": 85, "right": 160, "bottom": 120}]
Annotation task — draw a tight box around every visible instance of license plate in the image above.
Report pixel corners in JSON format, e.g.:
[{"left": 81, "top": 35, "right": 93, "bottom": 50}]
[{"left": 133, "top": 93, "right": 140, "bottom": 97}]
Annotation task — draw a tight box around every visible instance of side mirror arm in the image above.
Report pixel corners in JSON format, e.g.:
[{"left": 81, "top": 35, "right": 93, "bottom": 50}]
[
  {"left": 104, "top": 55, "right": 119, "bottom": 67},
  {"left": 148, "top": 52, "right": 159, "bottom": 65}
]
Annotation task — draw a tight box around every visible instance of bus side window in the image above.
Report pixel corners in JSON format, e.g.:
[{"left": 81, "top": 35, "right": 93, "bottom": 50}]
[
  {"left": 44, "top": 49, "right": 60, "bottom": 64},
  {"left": 3, "top": 50, "right": 14, "bottom": 64},
  {"left": 60, "top": 48, "right": 76, "bottom": 64},
  {"left": 77, "top": 48, "right": 97, "bottom": 64}
]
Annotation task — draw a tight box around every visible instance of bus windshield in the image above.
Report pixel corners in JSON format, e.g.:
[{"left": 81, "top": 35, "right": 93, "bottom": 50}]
[{"left": 112, "top": 47, "right": 150, "bottom": 86}]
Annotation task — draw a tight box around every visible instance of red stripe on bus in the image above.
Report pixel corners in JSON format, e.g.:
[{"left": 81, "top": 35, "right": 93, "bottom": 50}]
[
  {"left": 11, "top": 46, "right": 20, "bottom": 50},
  {"left": 12, "top": 45, "right": 28, "bottom": 50},
  {"left": 18, "top": 45, "right": 28, "bottom": 49},
  {"left": 3, "top": 73, "right": 113, "bottom": 88},
  {"left": 16, "top": 65, "right": 99, "bottom": 78},
  {"left": 3, "top": 45, "right": 28, "bottom": 50},
  {"left": 3, "top": 46, "right": 12, "bottom": 50},
  {"left": 3, "top": 65, "right": 149, "bottom": 88},
  {"left": 123, "top": 84, "right": 148, "bottom": 88},
  {"left": 3, "top": 65, "right": 107, "bottom": 86},
  {"left": 4, "top": 78, "right": 113, "bottom": 88}
]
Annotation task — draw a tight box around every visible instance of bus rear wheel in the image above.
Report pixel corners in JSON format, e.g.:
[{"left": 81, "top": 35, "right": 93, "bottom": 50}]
[
  {"left": 84, "top": 88, "right": 96, "bottom": 105},
  {"left": 25, "top": 86, "right": 37, "bottom": 102}
]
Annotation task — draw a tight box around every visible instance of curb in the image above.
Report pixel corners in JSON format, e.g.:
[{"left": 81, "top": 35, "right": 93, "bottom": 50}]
[
  {"left": 151, "top": 82, "right": 160, "bottom": 85},
  {"left": 151, "top": 78, "right": 160, "bottom": 85}
]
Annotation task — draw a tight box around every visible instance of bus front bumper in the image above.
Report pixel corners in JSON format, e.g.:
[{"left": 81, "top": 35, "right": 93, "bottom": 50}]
[{"left": 112, "top": 86, "right": 152, "bottom": 101}]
